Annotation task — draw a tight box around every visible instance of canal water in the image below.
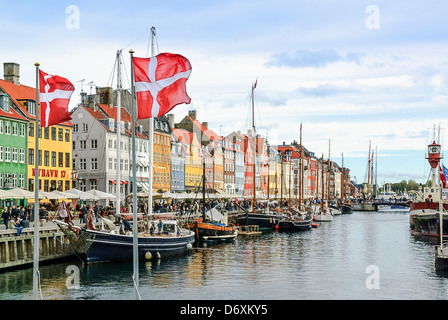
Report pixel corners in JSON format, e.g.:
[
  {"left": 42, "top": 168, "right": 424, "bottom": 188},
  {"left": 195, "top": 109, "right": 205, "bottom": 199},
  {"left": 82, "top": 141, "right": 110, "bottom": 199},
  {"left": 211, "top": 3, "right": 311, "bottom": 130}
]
[{"left": 1, "top": 209, "right": 448, "bottom": 300}]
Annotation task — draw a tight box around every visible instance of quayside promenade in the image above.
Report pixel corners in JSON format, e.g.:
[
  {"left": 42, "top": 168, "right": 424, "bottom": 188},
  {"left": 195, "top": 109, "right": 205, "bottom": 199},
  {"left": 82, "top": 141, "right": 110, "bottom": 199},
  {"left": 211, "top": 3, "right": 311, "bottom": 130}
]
[{"left": 0, "top": 220, "right": 78, "bottom": 271}]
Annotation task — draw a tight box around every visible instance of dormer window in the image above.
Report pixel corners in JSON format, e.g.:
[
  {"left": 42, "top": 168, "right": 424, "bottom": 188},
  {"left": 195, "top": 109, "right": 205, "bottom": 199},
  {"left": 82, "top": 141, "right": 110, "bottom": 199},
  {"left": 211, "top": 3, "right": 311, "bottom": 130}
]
[
  {"left": 27, "top": 100, "right": 36, "bottom": 115},
  {"left": 0, "top": 94, "right": 11, "bottom": 112}
]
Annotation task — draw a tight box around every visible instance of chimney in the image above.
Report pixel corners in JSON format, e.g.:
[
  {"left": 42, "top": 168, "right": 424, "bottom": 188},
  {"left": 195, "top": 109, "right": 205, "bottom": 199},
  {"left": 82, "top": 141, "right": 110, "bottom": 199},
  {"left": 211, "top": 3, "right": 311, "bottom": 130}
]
[
  {"left": 188, "top": 109, "right": 197, "bottom": 121},
  {"left": 97, "top": 87, "right": 113, "bottom": 107},
  {"left": 3, "top": 62, "right": 20, "bottom": 85},
  {"left": 203, "top": 121, "right": 208, "bottom": 129},
  {"left": 167, "top": 113, "right": 175, "bottom": 128}
]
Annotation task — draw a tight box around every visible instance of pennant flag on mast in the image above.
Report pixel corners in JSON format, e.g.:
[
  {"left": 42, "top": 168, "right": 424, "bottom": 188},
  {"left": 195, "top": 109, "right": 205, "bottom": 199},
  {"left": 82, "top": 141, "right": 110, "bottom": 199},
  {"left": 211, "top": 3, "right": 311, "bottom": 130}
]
[
  {"left": 39, "top": 70, "right": 74, "bottom": 127},
  {"left": 132, "top": 52, "right": 192, "bottom": 119}
]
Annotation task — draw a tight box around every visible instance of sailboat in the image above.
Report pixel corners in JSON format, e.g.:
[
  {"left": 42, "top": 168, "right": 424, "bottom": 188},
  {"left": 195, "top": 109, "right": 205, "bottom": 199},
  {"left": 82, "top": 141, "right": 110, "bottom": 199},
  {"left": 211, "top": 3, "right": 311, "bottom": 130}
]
[
  {"left": 278, "top": 123, "right": 312, "bottom": 231},
  {"left": 185, "top": 149, "right": 237, "bottom": 242},
  {"left": 55, "top": 36, "right": 195, "bottom": 263},
  {"left": 237, "top": 80, "right": 285, "bottom": 229},
  {"left": 313, "top": 147, "right": 333, "bottom": 222}
]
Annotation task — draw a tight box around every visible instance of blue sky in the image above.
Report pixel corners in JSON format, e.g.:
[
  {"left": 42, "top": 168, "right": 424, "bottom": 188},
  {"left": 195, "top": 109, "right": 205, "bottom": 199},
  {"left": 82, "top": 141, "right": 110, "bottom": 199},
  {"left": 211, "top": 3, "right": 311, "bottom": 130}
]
[{"left": 2, "top": 0, "right": 448, "bottom": 185}]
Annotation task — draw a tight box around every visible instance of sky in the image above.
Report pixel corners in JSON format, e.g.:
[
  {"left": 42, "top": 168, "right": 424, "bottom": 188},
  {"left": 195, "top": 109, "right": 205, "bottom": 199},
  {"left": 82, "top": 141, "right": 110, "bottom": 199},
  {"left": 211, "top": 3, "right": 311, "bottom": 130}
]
[{"left": 2, "top": 0, "right": 448, "bottom": 186}]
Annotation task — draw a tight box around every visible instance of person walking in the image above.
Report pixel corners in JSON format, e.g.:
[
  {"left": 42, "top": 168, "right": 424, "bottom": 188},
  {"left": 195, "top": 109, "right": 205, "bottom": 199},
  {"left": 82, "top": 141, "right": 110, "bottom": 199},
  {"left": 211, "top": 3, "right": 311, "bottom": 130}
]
[{"left": 2, "top": 207, "right": 10, "bottom": 230}]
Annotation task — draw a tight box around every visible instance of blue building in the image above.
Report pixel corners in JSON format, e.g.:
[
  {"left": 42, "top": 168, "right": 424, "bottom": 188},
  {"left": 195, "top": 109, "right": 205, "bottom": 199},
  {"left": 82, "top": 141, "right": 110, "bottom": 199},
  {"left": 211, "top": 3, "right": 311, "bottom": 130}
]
[{"left": 170, "top": 132, "right": 185, "bottom": 193}]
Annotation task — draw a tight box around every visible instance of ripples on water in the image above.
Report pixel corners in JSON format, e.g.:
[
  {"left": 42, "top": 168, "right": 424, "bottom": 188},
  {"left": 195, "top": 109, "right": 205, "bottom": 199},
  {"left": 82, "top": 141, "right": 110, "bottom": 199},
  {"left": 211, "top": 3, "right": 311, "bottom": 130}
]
[{"left": 2, "top": 210, "right": 448, "bottom": 300}]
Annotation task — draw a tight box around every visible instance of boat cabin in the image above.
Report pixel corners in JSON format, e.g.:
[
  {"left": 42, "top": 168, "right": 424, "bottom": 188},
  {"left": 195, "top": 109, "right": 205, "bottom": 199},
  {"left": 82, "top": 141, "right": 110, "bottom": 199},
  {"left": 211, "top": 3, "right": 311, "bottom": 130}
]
[{"left": 159, "top": 220, "right": 179, "bottom": 236}]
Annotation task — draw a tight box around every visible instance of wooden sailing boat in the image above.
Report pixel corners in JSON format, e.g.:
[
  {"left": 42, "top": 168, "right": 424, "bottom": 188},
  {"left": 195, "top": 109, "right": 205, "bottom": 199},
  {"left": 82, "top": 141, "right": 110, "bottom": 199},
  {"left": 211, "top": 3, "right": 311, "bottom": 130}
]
[
  {"left": 185, "top": 147, "right": 237, "bottom": 242},
  {"left": 278, "top": 123, "right": 312, "bottom": 231},
  {"left": 237, "top": 80, "right": 285, "bottom": 229}
]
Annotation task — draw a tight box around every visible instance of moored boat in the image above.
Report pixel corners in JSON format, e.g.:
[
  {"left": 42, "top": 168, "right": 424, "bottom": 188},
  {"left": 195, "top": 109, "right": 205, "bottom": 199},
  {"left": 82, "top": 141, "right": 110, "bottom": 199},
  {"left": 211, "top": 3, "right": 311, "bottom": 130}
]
[
  {"left": 409, "top": 132, "right": 448, "bottom": 241},
  {"left": 55, "top": 218, "right": 195, "bottom": 262}
]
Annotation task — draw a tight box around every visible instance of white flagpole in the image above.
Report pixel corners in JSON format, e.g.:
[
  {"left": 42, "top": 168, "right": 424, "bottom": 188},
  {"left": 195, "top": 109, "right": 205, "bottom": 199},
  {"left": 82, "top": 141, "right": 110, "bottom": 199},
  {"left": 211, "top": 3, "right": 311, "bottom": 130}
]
[
  {"left": 129, "top": 49, "right": 140, "bottom": 299},
  {"left": 148, "top": 26, "right": 156, "bottom": 217},
  {"left": 33, "top": 62, "right": 40, "bottom": 300}
]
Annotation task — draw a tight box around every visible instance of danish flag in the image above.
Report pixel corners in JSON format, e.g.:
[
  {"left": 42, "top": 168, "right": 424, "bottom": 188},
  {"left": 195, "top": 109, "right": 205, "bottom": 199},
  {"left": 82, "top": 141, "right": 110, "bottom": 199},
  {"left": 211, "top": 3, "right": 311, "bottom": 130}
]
[
  {"left": 132, "top": 53, "right": 192, "bottom": 119},
  {"left": 39, "top": 70, "right": 74, "bottom": 127}
]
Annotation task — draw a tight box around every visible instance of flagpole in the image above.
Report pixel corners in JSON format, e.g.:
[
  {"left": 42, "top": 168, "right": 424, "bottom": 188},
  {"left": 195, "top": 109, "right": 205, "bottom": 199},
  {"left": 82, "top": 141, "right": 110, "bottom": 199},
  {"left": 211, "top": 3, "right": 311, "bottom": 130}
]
[
  {"left": 129, "top": 49, "right": 140, "bottom": 299},
  {"left": 148, "top": 26, "right": 156, "bottom": 217},
  {"left": 33, "top": 62, "right": 40, "bottom": 300}
]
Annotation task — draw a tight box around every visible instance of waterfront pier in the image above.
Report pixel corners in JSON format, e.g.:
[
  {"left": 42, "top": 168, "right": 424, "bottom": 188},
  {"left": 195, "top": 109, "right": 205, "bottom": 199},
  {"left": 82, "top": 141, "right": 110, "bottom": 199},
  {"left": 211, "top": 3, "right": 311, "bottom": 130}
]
[{"left": 0, "top": 222, "right": 75, "bottom": 271}]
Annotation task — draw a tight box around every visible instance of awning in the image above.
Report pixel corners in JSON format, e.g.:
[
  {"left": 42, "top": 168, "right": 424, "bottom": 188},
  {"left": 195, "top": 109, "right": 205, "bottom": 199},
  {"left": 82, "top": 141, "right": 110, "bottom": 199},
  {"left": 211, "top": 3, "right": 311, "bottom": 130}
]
[
  {"left": 110, "top": 180, "right": 117, "bottom": 184},
  {"left": 121, "top": 181, "right": 128, "bottom": 185}
]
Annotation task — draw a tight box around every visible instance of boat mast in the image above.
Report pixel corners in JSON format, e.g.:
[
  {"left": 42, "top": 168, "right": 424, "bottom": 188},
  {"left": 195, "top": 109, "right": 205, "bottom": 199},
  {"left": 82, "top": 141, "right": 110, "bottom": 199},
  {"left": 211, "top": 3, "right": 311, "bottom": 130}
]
[
  {"left": 327, "top": 139, "right": 331, "bottom": 205},
  {"left": 299, "top": 122, "right": 303, "bottom": 211},
  {"left": 321, "top": 153, "right": 324, "bottom": 212},
  {"left": 202, "top": 147, "right": 206, "bottom": 220},
  {"left": 129, "top": 49, "right": 139, "bottom": 299},
  {"left": 252, "top": 80, "right": 256, "bottom": 214},
  {"left": 116, "top": 50, "right": 122, "bottom": 216}
]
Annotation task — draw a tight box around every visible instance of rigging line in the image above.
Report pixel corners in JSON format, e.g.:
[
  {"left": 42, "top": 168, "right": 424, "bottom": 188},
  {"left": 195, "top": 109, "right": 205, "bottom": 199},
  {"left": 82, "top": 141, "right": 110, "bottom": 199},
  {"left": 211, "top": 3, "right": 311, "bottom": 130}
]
[
  {"left": 106, "top": 57, "right": 118, "bottom": 89},
  {"left": 120, "top": 27, "right": 153, "bottom": 52}
]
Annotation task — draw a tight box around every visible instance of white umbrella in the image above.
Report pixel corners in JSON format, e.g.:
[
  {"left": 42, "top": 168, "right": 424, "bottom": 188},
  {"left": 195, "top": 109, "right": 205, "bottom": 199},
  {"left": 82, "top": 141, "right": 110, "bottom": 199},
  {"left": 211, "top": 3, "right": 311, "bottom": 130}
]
[
  {"left": 47, "top": 190, "right": 80, "bottom": 200},
  {"left": 86, "top": 189, "right": 116, "bottom": 200},
  {"left": 6, "top": 187, "right": 35, "bottom": 199},
  {"left": 65, "top": 188, "right": 99, "bottom": 200},
  {"left": 0, "top": 189, "right": 14, "bottom": 198}
]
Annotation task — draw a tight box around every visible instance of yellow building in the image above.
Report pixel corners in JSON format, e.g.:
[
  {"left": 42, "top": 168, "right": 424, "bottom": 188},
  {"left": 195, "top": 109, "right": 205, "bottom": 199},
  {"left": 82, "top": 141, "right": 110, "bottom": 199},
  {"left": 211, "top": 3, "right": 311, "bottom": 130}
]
[
  {"left": 28, "top": 124, "right": 73, "bottom": 192},
  {"left": 153, "top": 116, "right": 171, "bottom": 192}
]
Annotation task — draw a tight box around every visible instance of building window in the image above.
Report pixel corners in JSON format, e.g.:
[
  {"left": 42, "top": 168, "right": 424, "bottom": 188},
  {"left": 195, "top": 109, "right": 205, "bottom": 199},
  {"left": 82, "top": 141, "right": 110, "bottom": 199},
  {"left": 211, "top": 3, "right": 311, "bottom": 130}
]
[
  {"left": 12, "top": 147, "right": 18, "bottom": 163},
  {"left": 5, "top": 121, "right": 10, "bottom": 135},
  {"left": 90, "top": 179, "right": 97, "bottom": 190},
  {"left": 73, "top": 124, "right": 78, "bottom": 132},
  {"left": 82, "top": 123, "right": 88, "bottom": 132},
  {"left": 80, "top": 158, "right": 86, "bottom": 170},
  {"left": 51, "top": 151, "right": 56, "bottom": 167},
  {"left": 19, "top": 124, "right": 25, "bottom": 136},
  {"left": 51, "top": 127, "right": 56, "bottom": 140},
  {"left": 65, "top": 180, "right": 70, "bottom": 191},
  {"left": 58, "top": 128, "right": 63, "bottom": 141},
  {"left": 58, "top": 152, "right": 63, "bottom": 167},
  {"left": 12, "top": 122, "right": 18, "bottom": 135},
  {"left": 0, "top": 120, "right": 3, "bottom": 134},
  {"left": 44, "top": 127, "right": 49, "bottom": 139},
  {"left": 19, "top": 174, "right": 24, "bottom": 188},
  {"left": 44, "top": 151, "right": 49, "bottom": 166},
  {"left": 0, "top": 146, "right": 3, "bottom": 162},
  {"left": 91, "top": 139, "right": 97, "bottom": 149},
  {"left": 65, "top": 129, "right": 70, "bottom": 142},
  {"left": 65, "top": 153, "right": 70, "bottom": 168},
  {"left": 72, "top": 141, "right": 76, "bottom": 150},
  {"left": 91, "top": 158, "right": 98, "bottom": 170},
  {"left": 80, "top": 140, "right": 86, "bottom": 150},
  {"left": 29, "top": 148, "right": 34, "bottom": 165}
]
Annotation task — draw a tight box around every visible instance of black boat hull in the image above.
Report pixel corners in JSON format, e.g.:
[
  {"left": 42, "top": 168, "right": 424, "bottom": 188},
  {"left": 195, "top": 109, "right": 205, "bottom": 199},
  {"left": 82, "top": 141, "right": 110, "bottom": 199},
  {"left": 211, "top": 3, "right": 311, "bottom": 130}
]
[
  {"left": 82, "top": 229, "right": 195, "bottom": 263},
  {"left": 237, "top": 211, "right": 284, "bottom": 229},
  {"left": 278, "top": 219, "right": 312, "bottom": 231}
]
